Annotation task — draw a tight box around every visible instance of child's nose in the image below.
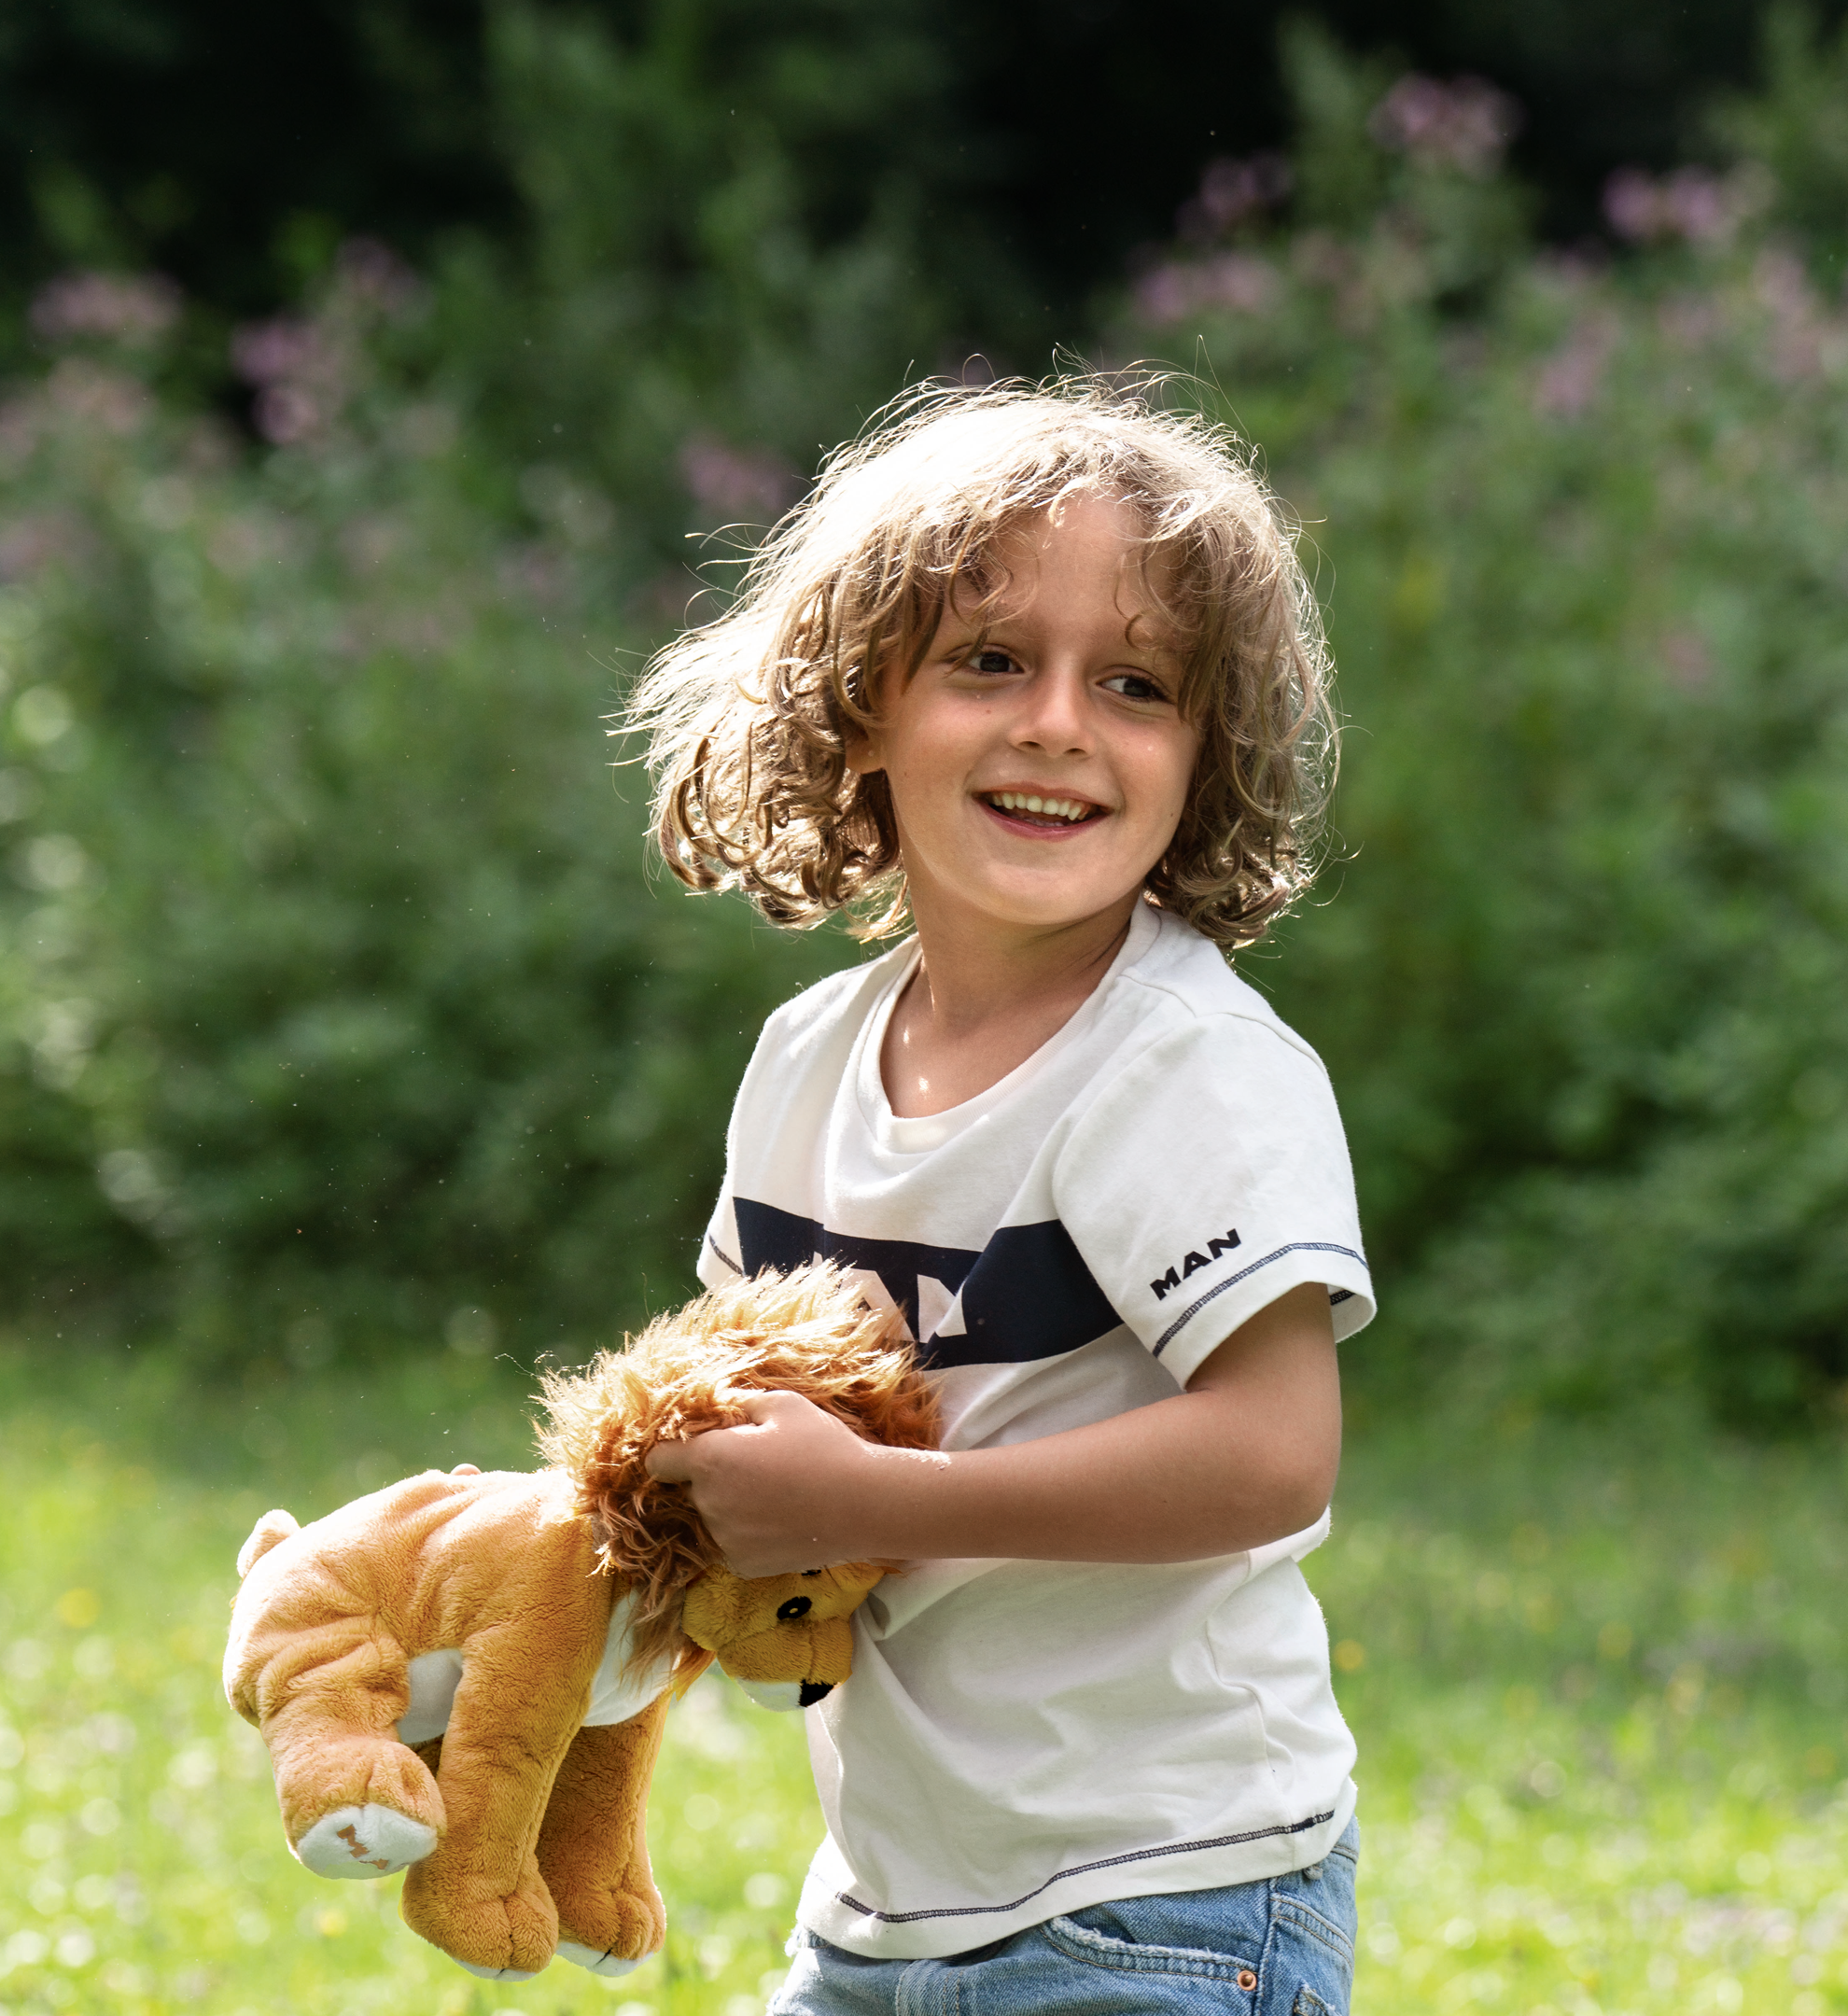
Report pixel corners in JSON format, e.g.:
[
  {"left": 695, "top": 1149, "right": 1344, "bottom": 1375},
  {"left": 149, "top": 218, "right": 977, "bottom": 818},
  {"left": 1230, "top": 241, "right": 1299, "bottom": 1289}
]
[{"left": 1011, "top": 667, "right": 1090, "bottom": 754}]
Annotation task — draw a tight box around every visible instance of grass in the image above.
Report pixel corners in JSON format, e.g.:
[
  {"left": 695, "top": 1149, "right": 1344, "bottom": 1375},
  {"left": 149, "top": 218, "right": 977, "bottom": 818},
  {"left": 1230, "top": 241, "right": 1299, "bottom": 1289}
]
[
  {"left": 1311, "top": 1418, "right": 1848, "bottom": 2014},
  {"left": 1, "top": 1341, "right": 1845, "bottom": 2016}
]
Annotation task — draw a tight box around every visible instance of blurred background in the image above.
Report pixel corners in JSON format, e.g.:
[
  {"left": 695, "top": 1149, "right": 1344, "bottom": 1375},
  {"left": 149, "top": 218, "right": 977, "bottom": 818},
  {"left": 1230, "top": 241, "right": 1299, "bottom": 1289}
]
[{"left": 2, "top": 4, "right": 1847, "bottom": 2013}]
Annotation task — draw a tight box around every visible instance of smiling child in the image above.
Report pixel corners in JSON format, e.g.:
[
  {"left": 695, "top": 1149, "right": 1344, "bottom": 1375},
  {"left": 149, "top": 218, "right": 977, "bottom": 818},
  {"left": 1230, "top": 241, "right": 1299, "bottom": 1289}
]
[{"left": 635, "top": 377, "right": 1371, "bottom": 2015}]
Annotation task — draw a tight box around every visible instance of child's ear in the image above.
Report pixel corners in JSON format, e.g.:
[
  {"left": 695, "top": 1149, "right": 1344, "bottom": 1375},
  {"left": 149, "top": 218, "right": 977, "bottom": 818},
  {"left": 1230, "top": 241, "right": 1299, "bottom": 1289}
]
[
  {"left": 841, "top": 652, "right": 897, "bottom": 777},
  {"left": 843, "top": 721, "right": 884, "bottom": 777}
]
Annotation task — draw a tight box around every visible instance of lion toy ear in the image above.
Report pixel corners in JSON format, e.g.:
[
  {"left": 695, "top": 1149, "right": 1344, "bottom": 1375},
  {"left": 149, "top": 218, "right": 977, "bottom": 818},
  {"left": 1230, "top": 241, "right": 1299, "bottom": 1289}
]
[{"left": 237, "top": 1510, "right": 301, "bottom": 1579}]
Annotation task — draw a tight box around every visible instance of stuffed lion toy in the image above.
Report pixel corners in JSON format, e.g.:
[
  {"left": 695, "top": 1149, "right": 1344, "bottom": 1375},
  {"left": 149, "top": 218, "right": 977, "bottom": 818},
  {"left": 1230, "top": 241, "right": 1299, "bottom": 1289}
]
[{"left": 224, "top": 1265, "right": 936, "bottom": 1982}]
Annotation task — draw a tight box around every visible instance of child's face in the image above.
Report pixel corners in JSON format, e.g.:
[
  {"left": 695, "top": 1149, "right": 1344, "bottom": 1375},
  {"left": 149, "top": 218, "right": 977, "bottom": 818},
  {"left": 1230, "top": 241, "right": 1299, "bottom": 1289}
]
[{"left": 847, "top": 491, "right": 1199, "bottom": 943}]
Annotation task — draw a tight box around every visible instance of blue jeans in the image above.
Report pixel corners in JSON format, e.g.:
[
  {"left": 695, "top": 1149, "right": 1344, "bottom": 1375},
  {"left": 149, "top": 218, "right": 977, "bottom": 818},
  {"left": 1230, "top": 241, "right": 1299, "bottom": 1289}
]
[{"left": 770, "top": 1819, "right": 1358, "bottom": 2016}]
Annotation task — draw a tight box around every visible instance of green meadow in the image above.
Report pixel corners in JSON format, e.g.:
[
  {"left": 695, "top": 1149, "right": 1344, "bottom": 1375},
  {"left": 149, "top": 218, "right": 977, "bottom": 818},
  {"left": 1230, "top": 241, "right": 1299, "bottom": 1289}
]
[{"left": 2, "top": 1344, "right": 1843, "bottom": 2016}]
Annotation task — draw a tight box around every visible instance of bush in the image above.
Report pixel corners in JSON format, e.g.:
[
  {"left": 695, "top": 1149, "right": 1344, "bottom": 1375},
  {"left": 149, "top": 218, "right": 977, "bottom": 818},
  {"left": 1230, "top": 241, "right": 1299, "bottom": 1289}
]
[
  {"left": 414, "top": 0, "right": 1017, "bottom": 569},
  {"left": 0, "top": 0, "right": 1009, "bottom": 1362},
  {"left": 7, "top": 20, "right": 1848, "bottom": 1424},
  {"left": 1122, "top": 32, "right": 1848, "bottom": 1420},
  {"left": 0, "top": 259, "right": 848, "bottom": 1360}
]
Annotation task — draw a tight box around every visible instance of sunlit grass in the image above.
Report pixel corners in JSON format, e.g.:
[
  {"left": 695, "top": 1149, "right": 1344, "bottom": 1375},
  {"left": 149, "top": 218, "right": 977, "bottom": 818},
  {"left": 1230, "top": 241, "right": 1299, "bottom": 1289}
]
[
  {"left": 1317, "top": 1421, "right": 1848, "bottom": 2014},
  {"left": 1, "top": 1343, "right": 1845, "bottom": 2015}
]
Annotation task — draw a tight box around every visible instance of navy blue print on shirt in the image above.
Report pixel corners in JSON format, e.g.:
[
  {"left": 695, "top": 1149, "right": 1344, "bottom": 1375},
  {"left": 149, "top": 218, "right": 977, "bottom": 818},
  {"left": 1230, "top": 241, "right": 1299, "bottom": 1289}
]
[{"left": 732, "top": 1198, "right": 1121, "bottom": 1371}]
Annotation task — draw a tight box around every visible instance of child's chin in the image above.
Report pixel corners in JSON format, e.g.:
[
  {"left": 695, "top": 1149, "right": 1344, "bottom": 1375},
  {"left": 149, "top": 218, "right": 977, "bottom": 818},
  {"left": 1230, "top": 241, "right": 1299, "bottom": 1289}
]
[{"left": 972, "top": 876, "right": 1141, "bottom": 933}]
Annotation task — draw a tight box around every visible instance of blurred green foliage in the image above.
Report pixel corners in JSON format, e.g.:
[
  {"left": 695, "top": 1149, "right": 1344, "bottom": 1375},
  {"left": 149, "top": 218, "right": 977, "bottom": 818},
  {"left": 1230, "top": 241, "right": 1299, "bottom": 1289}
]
[
  {"left": 1127, "top": 27, "right": 1848, "bottom": 1421},
  {"left": 0, "top": 258, "right": 847, "bottom": 1358},
  {"left": 1, "top": 20, "right": 1846, "bottom": 1419},
  {"left": 1713, "top": 2, "right": 1848, "bottom": 284},
  {"left": 427, "top": 0, "right": 1012, "bottom": 560}
]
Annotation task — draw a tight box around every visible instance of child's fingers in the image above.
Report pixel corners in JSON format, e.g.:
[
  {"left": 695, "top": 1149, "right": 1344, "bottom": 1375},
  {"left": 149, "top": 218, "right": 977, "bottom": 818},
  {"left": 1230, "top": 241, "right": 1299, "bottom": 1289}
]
[
  {"left": 643, "top": 1421, "right": 748, "bottom": 1481},
  {"left": 643, "top": 1438, "right": 701, "bottom": 1482},
  {"left": 729, "top": 1391, "right": 813, "bottom": 1427}
]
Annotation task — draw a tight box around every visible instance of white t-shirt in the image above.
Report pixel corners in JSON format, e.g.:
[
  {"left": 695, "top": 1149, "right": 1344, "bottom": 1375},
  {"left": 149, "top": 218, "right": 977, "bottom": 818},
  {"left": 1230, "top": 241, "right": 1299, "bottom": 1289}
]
[{"left": 697, "top": 902, "right": 1375, "bottom": 1960}]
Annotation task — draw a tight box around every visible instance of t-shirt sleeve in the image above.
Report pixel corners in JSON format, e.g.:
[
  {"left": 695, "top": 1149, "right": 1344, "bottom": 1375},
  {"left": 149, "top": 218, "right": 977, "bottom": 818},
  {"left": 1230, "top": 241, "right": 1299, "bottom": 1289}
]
[
  {"left": 1053, "top": 1013, "right": 1375, "bottom": 1387},
  {"left": 697, "top": 1188, "right": 744, "bottom": 1291},
  {"left": 695, "top": 1024, "right": 760, "bottom": 1293},
  {"left": 694, "top": 980, "right": 818, "bottom": 1294}
]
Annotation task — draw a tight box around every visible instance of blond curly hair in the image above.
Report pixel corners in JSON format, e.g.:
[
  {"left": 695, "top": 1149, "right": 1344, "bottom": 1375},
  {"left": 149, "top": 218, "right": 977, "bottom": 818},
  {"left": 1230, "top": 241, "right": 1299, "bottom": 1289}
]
[
  {"left": 630, "top": 372, "right": 1337, "bottom": 947},
  {"left": 537, "top": 1263, "right": 939, "bottom": 1678}
]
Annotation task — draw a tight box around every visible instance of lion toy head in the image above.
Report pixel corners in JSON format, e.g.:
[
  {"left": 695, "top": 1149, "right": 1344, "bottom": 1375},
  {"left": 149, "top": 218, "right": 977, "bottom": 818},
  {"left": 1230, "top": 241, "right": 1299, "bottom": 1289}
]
[{"left": 223, "top": 1264, "right": 936, "bottom": 1984}]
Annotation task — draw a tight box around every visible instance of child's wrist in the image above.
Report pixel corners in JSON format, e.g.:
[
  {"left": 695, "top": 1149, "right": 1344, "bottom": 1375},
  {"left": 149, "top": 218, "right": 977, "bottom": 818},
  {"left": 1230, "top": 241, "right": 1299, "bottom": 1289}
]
[
  {"left": 831, "top": 1441, "right": 954, "bottom": 1562},
  {"left": 826, "top": 1437, "right": 902, "bottom": 1560}
]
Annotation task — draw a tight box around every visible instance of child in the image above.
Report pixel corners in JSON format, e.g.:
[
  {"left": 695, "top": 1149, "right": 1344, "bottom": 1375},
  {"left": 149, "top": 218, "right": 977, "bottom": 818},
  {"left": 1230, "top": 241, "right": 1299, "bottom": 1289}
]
[{"left": 636, "top": 377, "right": 1371, "bottom": 2014}]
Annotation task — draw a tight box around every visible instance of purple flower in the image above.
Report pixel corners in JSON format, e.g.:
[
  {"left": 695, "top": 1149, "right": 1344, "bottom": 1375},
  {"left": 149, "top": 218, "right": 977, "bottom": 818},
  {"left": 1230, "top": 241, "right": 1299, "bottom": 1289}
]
[
  {"left": 1133, "top": 264, "right": 1198, "bottom": 327},
  {"left": 678, "top": 434, "right": 798, "bottom": 520},
  {"left": 231, "top": 317, "right": 319, "bottom": 388},
  {"left": 1177, "top": 154, "right": 1293, "bottom": 241},
  {"left": 253, "top": 386, "right": 323, "bottom": 446},
  {"left": 1132, "top": 250, "right": 1281, "bottom": 329},
  {"left": 30, "top": 272, "right": 182, "bottom": 344},
  {"left": 1603, "top": 167, "right": 1762, "bottom": 247},
  {"left": 1200, "top": 253, "right": 1281, "bottom": 315},
  {"left": 331, "top": 238, "right": 424, "bottom": 318},
  {"left": 231, "top": 316, "right": 343, "bottom": 444},
  {"left": 1370, "top": 76, "right": 1521, "bottom": 177},
  {"left": 1533, "top": 313, "right": 1618, "bottom": 418}
]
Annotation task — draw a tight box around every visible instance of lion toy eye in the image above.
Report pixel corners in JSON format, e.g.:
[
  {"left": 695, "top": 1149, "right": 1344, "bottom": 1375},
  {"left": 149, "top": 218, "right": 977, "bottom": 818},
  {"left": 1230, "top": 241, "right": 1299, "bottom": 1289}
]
[{"left": 777, "top": 1596, "right": 813, "bottom": 1621}]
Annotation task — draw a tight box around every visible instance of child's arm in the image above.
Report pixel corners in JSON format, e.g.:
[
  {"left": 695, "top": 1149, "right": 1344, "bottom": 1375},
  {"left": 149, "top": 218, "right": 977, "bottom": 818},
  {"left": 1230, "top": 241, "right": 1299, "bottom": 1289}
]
[{"left": 645, "top": 1282, "right": 1340, "bottom": 1578}]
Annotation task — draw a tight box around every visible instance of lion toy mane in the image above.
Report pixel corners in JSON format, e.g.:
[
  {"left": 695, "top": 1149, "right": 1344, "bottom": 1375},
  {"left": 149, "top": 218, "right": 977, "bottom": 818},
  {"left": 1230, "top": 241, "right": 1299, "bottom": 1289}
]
[{"left": 224, "top": 1264, "right": 936, "bottom": 1982}]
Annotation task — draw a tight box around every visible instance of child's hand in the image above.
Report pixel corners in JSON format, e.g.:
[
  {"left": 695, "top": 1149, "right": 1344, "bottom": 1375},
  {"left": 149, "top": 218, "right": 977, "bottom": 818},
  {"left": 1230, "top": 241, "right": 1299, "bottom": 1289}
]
[
  {"left": 643, "top": 1283, "right": 1339, "bottom": 1574},
  {"left": 644, "top": 1392, "right": 888, "bottom": 1578}
]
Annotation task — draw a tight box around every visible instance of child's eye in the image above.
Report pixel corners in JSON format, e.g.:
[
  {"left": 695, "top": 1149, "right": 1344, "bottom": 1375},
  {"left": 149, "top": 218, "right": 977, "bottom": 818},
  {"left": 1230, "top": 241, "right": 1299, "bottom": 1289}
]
[
  {"left": 966, "top": 648, "right": 1017, "bottom": 678},
  {"left": 1101, "top": 670, "right": 1169, "bottom": 703}
]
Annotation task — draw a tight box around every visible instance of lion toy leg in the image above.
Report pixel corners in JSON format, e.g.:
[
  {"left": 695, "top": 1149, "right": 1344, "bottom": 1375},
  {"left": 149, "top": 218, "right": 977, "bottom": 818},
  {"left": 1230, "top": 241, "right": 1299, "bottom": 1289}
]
[
  {"left": 536, "top": 1698, "right": 670, "bottom": 1976},
  {"left": 252, "top": 1628, "right": 448, "bottom": 1883}
]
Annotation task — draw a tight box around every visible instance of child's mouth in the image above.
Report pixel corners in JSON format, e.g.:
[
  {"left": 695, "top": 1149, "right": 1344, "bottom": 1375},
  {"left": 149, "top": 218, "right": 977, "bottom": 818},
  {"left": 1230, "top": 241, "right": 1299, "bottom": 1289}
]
[{"left": 979, "top": 791, "right": 1102, "bottom": 830}]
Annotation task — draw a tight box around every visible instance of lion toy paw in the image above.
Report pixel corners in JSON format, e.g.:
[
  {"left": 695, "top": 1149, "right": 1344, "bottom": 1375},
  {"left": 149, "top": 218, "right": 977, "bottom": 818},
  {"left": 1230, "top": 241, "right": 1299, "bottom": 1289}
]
[{"left": 295, "top": 1805, "right": 440, "bottom": 1880}]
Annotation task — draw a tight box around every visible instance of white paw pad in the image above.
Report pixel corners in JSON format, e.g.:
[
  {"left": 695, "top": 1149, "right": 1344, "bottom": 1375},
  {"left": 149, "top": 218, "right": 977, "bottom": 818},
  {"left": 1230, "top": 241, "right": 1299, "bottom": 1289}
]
[
  {"left": 295, "top": 1804, "right": 439, "bottom": 1880},
  {"left": 451, "top": 1960, "right": 542, "bottom": 1981},
  {"left": 557, "top": 1939, "right": 651, "bottom": 1977}
]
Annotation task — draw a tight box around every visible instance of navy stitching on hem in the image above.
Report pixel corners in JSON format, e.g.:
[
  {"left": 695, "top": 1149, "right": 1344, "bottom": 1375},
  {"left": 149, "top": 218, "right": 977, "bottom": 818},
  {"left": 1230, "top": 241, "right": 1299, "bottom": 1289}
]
[
  {"left": 707, "top": 1235, "right": 744, "bottom": 1276},
  {"left": 1151, "top": 1243, "right": 1365, "bottom": 1358},
  {"left": 833, "top": 1811, "right": 1337, "bottom": 1925}
]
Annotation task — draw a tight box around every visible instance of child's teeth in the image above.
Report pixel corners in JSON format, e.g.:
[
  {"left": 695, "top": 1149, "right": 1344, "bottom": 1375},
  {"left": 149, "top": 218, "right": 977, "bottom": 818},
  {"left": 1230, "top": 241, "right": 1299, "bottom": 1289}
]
[{"left": 993, "top": 792, "right": 1086, "bottom": 821}]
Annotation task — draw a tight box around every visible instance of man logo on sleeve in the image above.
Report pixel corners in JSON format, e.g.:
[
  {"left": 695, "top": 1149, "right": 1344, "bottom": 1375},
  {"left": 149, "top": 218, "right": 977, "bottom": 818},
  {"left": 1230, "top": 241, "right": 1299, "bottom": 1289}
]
[{"left": 1150, "top": 1230, "right": 1241, "bottom": 1301}]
